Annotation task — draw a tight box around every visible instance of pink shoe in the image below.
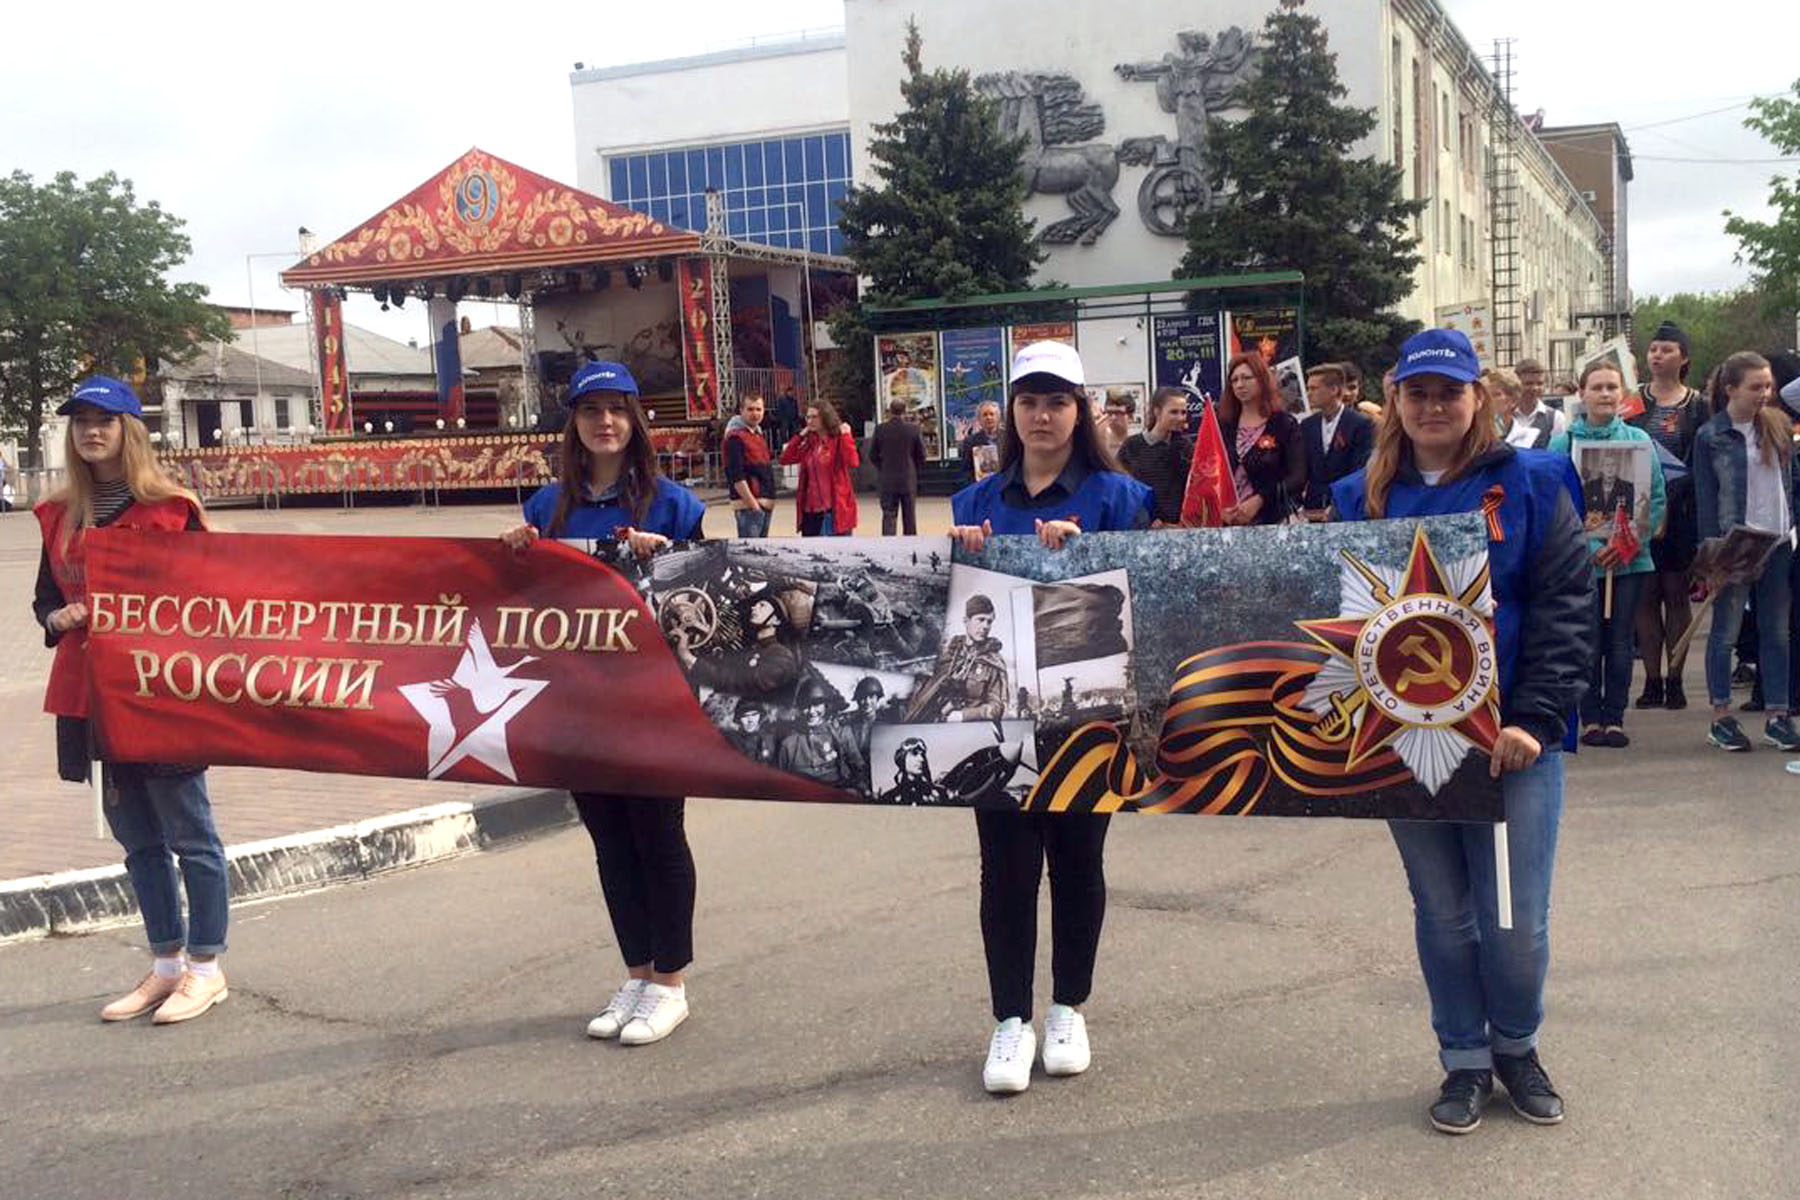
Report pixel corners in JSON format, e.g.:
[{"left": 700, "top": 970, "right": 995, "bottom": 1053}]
[
  {"left": 151, "top": 970, "right": 229, "bottom": 1025},
  {"left": 100, "top": 971, "right": 182, "bottom": 1022}
]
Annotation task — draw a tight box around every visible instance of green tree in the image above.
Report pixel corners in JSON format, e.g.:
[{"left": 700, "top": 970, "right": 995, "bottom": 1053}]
[
  {"left": 1633, "top": 288, "right": 1795, "bottom": 384},
  {"left": 0, "top": 170, "right": 229, "bottom": 464},
  {"left": 1177, "top": 5, "right": 1425, "bottom": 383},
  {"left": 828, "top": 20, "right": 1042, "bottom": 421},
  {"left": 1723, "top": 79, "right": 1800, "bottom": 318}
]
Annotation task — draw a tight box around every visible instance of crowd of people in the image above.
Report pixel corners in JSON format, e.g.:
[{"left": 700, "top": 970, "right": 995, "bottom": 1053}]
[{"left": 30, "top": 320, "right": 1800, "bottom": 1136}]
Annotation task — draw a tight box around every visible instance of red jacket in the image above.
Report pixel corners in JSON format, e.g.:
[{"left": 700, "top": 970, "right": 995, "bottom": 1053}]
[
  {"left": 36, "top": 496, "right": 198, "bottom": 719},
  {"left": 779, "top": 428, "right": 860, "bottom": 533}
]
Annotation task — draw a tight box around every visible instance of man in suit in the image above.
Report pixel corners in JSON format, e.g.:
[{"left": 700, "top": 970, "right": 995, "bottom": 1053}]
[
  {"left": 869, "top": 398, "right": 927, "bottom": 535},
  {"left": 1300, "top": 363, "right": 1375, "bottom": 516}
]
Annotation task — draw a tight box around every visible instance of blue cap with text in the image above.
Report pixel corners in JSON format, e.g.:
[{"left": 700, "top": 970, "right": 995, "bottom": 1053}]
[{"left": 1392, "top": 329, "right": 1481, "bottom": 385}]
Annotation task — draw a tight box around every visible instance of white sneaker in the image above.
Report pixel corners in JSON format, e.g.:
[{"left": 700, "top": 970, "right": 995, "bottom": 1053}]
[
  {"left": 586, "top": 978, "right": 647, "bottom": 1040},
  {"left": 619, "top": 982, "right": 689, "bottom": 1046},
  {"left": 1041, "top": 1004, "right": 1090, "bottom": 1076},
  {"left": 982, "top": 1017, "right": 1036, "bottom": 1094}
]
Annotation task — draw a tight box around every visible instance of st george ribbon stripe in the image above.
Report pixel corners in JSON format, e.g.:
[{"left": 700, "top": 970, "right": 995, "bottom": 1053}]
[{"left": 1024, "top": 641, "right": 1412, "bottom": 816}]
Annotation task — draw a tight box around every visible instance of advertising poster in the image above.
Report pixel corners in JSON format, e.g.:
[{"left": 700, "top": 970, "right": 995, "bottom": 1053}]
[
  {"left": 676, "top": 258, "right": 720, "bottom": 419},
  {"left": 1008, "top": 321, "right": 1077, "bottom": 359},
  {"left": 87, "top": 514, "right": 1505, "bottom": 822},
  {"left": 1226, "top": 308, "right": 1301, "bottom": 370},
  {"left": 1436, "top": 301, "right": 1494, "bottom": 370},
  {"left": 1085, "top": 383, "right": 1148, "bottom": 437},
  {"left": 938, "top": 327, "right": 1008, "bottom": 458},
  {"left": 1151, "top": 310, "right": 1224, "bottom": 431},
  {"left": 875, "top": 332, "right": 942, "bottom": 461}
]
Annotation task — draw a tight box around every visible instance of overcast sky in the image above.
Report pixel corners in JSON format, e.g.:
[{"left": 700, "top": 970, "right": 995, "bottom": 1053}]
[{"left": 3, "top": 0, "right": 1794, "bottom": 350}]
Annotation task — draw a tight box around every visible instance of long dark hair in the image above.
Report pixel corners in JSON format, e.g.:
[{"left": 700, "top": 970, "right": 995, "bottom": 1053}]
[
  {"left": 1220, "top": 353, "right": 1281, "bottom": 425},
  {"left": 997, "top": 374, "right": 1120, "bottom": 474},
  {"left": 549, "top": 389, "right": 660, "bottom": 534},
  {"left": 808, "top": 398, "right": 844, "bottom": 438}
]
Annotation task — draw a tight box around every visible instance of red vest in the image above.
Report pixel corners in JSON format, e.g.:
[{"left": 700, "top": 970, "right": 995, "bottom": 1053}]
[{"left": 35, "top": 496, "right": 197, "bottom": 719}]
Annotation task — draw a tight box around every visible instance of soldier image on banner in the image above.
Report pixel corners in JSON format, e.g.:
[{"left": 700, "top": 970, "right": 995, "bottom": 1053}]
[{"left": 905, "top": 592, "right": 1010, "bottom": 723}]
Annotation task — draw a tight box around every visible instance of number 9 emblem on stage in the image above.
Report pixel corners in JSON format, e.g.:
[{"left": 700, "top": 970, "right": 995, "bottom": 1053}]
[{"left": 456, "top": 170, "right": 499, "bottom": 226}]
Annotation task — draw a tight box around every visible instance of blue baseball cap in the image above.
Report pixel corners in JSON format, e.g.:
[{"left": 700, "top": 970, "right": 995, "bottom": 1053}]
[
  {"left": 1393, "top": 329, "right": 1481, "bottom": 385},
  {"left": 567, "top": 360, "right": 639, "bottom": 403},
  {"left": 58, "top": 375, "right": 143, "bottom": 418}
]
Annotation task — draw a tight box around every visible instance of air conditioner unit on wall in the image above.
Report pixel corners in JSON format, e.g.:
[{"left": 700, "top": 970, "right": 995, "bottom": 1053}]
[{"left": 1580, "top": 190, "right": 1597, "bottom": 203}]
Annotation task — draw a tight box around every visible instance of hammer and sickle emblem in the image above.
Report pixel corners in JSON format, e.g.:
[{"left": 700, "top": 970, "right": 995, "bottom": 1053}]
[{"left": 1394, "top": 623, "right": 1457, "bottom": 694}]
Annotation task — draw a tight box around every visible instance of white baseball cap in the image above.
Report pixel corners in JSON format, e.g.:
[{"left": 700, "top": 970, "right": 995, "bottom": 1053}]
[{"left": 1009, "top": 340, "right": 1085, "bottom": 388}]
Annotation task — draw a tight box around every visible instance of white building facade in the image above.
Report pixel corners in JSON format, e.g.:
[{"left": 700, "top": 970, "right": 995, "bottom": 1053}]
[{"left": 570, "top": 2, "right": 1611, "bottom": 368}]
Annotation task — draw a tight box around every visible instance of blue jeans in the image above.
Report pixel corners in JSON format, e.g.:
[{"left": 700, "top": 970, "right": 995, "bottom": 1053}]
[
  {"left": 1582, "top": 570, "right": 1646, "bottom": 726},
  {"left": 103, "top": 767, "right": 229, "bottom": 955},
  {"left": 734, "top": 505, "right": 771, "bottom": 538},
  {"left": 1387, "top": 749, "right": 1563, "bottom": 1071},
  {"left": 1706, "top": 540, "right": 1792, "bottom": 711}
]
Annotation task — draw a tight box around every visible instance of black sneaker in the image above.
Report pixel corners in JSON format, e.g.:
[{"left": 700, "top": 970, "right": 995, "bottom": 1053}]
[
  {"left": 1665, "top": 679, "right": 1688, "bottom": 710},
  {"left": 1493, "top": 1049, "right": 1564, "bottom": 1125},
  {"left": 1742, "top": 686, "right": 1766, "bottom": 713},
  {"left": 1580, "top": 725, "right": 1607, "bottom": 747},
  {"left": 1635, "top": 679, "right": 1666, "bottom": 708},
  {"left": 1765, "top": 716, "right": 1800, "bottom": 752},
  {"left": 1710, "top": 717, "right": 1753, "bottom": 752},
  {"left": 1733, "top": 663, "right": 1758, "bottom": 688},
  {"left": 1429, "top": 1068, "right": 1494, "bottom": 1135},
  {"left": 1603, "top": 727, "right": 1630, "bottom": 748}
]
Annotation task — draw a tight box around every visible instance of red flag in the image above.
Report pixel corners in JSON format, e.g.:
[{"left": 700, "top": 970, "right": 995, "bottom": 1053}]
[
  {"left": 1181, "top": 399, "right": 1240, "bottom": 527},
  {"left": 1606, "top": 499, "right": 1640, "bottom": 564}
]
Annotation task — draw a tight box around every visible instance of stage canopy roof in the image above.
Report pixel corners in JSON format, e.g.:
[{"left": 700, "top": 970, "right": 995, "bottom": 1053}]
[{"left": 280, "top": 148, "right": 705, "bottom": 289}]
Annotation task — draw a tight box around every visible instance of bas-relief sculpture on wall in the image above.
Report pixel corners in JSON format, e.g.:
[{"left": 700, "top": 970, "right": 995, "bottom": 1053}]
[{"left": 973, "top": 28, "right": 1261, "bottom": 245}]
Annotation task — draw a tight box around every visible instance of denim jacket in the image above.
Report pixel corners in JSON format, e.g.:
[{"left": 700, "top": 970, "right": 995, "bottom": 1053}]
[
  {"left": 1546, "top": 416, "right": 1665, "bottom": 576},
  {"left": 1692, "top": 410, "right": 1799, "bottom": 541}
]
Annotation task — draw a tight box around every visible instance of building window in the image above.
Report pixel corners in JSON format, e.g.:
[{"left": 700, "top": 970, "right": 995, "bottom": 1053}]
[
  {"left": 275, "top": 396, "right": 292, "bottom": 430},
  {"left": 605, "top": 129, "right": 852, "bottom": 255},
  {"left": 1442, "top": 201, "right": 1453, "bottom": 256}
]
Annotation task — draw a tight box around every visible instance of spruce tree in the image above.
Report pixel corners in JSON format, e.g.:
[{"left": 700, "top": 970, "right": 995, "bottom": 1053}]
[
  {"left": 828, "top": 20, "right": 1043, "bottom": 418},
  {"left": 1178, "top": 3, "right": 1425, "bottom": 384}
]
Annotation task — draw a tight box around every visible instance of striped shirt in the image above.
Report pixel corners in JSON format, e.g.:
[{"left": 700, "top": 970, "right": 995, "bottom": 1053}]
[{"left": 92, "top": 479, "right": 134, "bottom": 526}]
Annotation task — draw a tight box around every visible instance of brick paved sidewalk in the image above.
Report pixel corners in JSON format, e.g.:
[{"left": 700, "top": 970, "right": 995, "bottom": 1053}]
[{"left": 1, "top": 493, "right": 955, "bottom": 879}]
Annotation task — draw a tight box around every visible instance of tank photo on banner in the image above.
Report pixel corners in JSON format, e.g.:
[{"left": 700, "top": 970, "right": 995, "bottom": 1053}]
[{"left": 84, "top": 514, "right": 1505, "bottom": 822}]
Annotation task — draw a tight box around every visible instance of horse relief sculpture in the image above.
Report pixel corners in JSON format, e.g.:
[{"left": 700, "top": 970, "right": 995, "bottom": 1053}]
[{"left": 974, "top": 71, "right": 1123, "bottom": 246}]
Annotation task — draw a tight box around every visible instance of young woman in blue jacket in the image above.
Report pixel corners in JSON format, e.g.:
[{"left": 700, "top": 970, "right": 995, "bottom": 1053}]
[
  {"left": 1332, "top": 329, "right": 1594, "bottom": 1135},
  {"left": 1546, "top": 361, "right": 1666, "bottom": 748},
  {"left": 948, "top": 341, "right": 1154, "bottom": 1096},
  {"left": 1691, "top": 351, "right": 1799, "bottom": 753},
  {"left": 502, "top": 360, "right": 706, "bottom": 1047}
]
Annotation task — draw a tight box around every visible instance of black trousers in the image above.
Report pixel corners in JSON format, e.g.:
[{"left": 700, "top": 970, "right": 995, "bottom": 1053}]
[
  {"left": 572, "top": 792, "right": 695, "bottom": 974},
  {"left": 880, "top": 490, "right": 918, "bottom": 536},
  {"left": 800, "top": 510, "right": 829, "bottom": 537},
  {"left": 975, "top": 808, "right": 1111, "bottom": 1021}
]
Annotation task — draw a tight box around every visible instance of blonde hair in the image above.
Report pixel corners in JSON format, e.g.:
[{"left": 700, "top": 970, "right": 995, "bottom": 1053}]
[
  {"left": 1715, "top": 351, "right": 1791, "bottom": 469},
  {"left": 50, "top": 413, "right": 204, "bottom": 550},
  {"left": 1363, "top": 378, "right": 1499, "bottom": 518},
  {"left": 1484, "top": 367, "right": 1522, "bottom": 399}
]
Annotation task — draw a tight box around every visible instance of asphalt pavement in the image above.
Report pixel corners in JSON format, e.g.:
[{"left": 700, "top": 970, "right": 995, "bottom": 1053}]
[{"left": 5, "top": 690, "right": 1799, "bottom": 1198}]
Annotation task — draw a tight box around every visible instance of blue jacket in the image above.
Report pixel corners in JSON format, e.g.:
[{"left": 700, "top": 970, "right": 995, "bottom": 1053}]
[
  {"left": 523, "top": 476, "right": 707, "bottom": 541},
  {"left": 1333, "top": 445, "right": 1595, "bottom": 752},
  {"left": 1692, "top": 410, "right": 1799, "bottom": 541},
  {"left": 952, "top": 461, "right": 1153, "bottom": 534},
  {"left": 1546, "top": 416, "right": 1665, "bottom": 575}
]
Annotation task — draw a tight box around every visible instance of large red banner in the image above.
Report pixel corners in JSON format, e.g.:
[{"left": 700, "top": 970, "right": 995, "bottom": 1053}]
[
  {"left": 310, "top": 290, "right": 351, "bottom": 434},
  {"left": 677, "top": 257, "right": 719, "bottom": 419},
  {"left": 82, "top": 530, "right": 844, "bottom": 803}
]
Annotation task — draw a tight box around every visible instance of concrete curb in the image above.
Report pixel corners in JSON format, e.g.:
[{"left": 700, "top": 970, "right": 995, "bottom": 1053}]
[{"left": 0, "top": 788, "right": 573, "bottom": 946}]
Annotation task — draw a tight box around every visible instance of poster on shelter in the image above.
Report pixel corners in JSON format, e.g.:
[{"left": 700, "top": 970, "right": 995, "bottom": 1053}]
[
  {"left": 876, "top": 333, "right": 942, "bottom": 461},
  {"left": 87, "top": 515, "right": 1505, "bottom": 822},
  {"left": 1572, "top": 440, "right": 1653, "bottom": 549},
  {"left": 1576, "top": 338, "right": 1643, "bottom": 418},
  {"left": 1152, "top": 311, "right": 1224, "bottom": 432},
  {"left": 1437, "top": 301, "right": 1494, "bottom": 370},
  {"left": 939, "top": 327, "right": 1008, "bottom": 459},
  {"left": 1009, "top": 321, "right": 1077, "bottom": 359},
  {"left": 1226, "top": 308, "right": 1301, "bottom": 371},
  {"left": 1084, "top": 383, "right": 1148, "bottom": 437}
]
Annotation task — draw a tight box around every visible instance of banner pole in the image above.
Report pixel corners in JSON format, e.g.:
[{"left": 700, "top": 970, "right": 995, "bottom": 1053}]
[
  {"left": 1494, "top": 820, "right": 1513, "bottom": 931},
  {"left": 1603, "top": 568, "right": 1614, "bottom": 621},
  {"left": 92, "top": 761, "right": 105, "bottom": 839}
]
